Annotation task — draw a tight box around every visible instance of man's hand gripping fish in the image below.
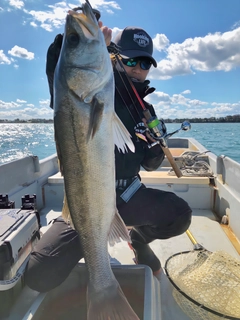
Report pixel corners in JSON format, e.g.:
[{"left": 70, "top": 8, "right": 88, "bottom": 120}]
[{"left": 53, "top": 1, "right": 139, "bottom": 319}]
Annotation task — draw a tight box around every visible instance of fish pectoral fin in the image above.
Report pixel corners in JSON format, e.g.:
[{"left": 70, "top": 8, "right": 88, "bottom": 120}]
[
  {"left": 87, "top": 281, "right": 140, "bottom": 320},
  {"left": 87, "top": 96, "right": 104, "bottom": 141},
  {"left": 108, "top": 209, "right": 131, "bottom": 246},
  {"left": 113, "top": 112, "right": 135, "bottom": 153}
]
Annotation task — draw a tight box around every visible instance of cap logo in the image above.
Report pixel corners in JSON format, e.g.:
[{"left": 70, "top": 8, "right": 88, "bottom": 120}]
[{"left": 133, "top": 32, "right": 149, "bottom": 47}]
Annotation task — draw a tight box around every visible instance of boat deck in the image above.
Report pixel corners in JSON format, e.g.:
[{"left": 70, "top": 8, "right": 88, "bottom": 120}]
[
  {"left": 5, "top": 162, "right": 240, "bottom": 320},
  {"left": 6, "top": 205, "right": 238, "bottom": 320}
]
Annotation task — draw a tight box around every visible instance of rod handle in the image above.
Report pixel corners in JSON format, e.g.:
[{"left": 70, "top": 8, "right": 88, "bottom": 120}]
[{"left": 162, "top": 147, "right": 183, "bottom": 178}]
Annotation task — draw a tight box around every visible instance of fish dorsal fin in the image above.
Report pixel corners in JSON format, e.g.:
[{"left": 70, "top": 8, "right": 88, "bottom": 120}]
[
  {"left": 113, "top": 113, "right": 135, "bottom": 153},
  {"left": 87, "top": 96, "right": 104, "bottom": 141},
  {"left": 108, "top": 209, "right": 131, "bottom": 246}
]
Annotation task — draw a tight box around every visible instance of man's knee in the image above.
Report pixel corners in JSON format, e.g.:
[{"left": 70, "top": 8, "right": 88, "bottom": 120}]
[
  {"left": 174, "top": 208, "right": 192, "bottom": 235},
  {"left": 24, "top": 217, "right": 83, "bottom": 292},
  {"left": 25, "top": 253, "right": 64, "bottom": 292}
]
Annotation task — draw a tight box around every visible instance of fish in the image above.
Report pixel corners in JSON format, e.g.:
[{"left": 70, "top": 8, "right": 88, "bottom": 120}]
[{"left": 53, "top": 1, "right": 139, "bottom": 319}]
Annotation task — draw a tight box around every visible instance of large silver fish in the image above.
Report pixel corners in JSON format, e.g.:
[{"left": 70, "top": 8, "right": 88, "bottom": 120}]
[{"left": 53, "top": 2, "right": 139, "bottom": 320}]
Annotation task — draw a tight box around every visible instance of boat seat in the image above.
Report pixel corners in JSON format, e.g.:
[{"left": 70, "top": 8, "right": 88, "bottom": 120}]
[
  {"left": 48, "top": 170, "right": 210, "bottom": 186},
  {"left": 48, "top": 171, "right": 64, "bottom": 184},
  {"left": 46, "top": 169, "right": 211, "bottom": 210},
  {"left": 140, "top": 170, "right": 210, "bottom": 186}
]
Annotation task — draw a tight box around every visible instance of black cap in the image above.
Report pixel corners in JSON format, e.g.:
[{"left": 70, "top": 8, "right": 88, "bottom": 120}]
[{"left": 114, "top": 27, "right": 157, "bottom": 67}]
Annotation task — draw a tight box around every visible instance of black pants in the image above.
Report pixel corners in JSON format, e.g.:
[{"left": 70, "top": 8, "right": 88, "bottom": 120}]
[{"left": 25, "top": 185, "right": 191, "bottom": 292}]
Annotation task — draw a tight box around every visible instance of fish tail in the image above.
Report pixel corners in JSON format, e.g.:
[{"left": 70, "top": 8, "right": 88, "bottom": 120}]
[{"left": 87, "top": 282, "right": 140, "bottom": 320}]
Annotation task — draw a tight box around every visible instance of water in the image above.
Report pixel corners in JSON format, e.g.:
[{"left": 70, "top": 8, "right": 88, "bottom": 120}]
[
  {"left": 0, "top": 122, "right": 239, "bottom": 164},
  {"left": 0, "top": 123, "right": 56, "bottom": 164},
  {"left": 167, "top": 122, "right": 240, "bottom": 163}
]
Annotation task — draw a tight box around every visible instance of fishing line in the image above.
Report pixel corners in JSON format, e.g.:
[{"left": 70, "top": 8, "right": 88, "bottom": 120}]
[
  {"left": 112, "top": 52, "right": 151, "bottom": 116},
  {"left": 115, "top": 85, "right": 138, "bottom": 126},
  {"left": 109, "top": 46, "right": 145, "bottom": 122}
]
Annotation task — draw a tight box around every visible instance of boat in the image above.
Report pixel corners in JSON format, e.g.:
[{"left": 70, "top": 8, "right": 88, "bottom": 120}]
[{"left": 0, "top": 122, "right": 240, "bottom": 320}]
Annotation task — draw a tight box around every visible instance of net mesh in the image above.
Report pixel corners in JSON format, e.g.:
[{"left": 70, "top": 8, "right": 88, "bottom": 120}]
[{"left": 165, "top": 250, "right": 240, "bottom": 319}]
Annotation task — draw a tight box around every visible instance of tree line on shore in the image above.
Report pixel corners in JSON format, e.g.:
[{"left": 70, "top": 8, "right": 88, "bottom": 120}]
[
  {"left": 164, "top": 114, "right": 240, "bottom": 123},
  {"left": 0, "top": 114, "right": 240, "bottom": 123},
  {"left": 0, "top": 118, "right": 53, "bottom": 123}
]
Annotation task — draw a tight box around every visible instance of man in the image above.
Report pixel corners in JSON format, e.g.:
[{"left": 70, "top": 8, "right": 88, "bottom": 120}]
[{"left": 25, "top": 22, "right": 192, "bottom": 292}]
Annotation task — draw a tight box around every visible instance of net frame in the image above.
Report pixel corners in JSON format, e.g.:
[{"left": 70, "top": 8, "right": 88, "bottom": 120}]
[{"left": 165, "top": 250, "right": 240, "bottom": 320}]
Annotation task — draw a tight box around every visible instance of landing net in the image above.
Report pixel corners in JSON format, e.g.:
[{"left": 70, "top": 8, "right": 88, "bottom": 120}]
[{"left": 165, "top": 250, "right": 240, "bottom": 319}]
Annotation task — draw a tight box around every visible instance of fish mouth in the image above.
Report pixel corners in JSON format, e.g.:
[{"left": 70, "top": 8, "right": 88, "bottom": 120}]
[{"left": 68, "top": 2, "right": 98, "bottom": 39}]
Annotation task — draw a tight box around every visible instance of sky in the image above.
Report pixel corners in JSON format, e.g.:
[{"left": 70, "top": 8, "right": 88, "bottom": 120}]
[{"left": 0, "top": 0, "right": 240, "bottom": 120}]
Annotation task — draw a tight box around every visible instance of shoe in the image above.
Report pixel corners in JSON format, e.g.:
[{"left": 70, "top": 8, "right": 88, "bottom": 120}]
[{"left": 128, "top": 228, "right": 161, "bottom": 273}]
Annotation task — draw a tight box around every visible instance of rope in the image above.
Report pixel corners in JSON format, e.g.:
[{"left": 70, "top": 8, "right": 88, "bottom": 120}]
[{"left": 168, "top": 151, "right": 214, "bottom": 177}]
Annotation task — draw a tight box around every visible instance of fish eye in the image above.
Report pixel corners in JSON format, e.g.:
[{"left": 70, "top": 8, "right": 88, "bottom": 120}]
[{"left": 67, "top": 33, "right": 79, "bottom": 46}]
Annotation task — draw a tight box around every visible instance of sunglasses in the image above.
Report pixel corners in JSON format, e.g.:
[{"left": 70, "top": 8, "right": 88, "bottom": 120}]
[{"left": 122, "top": 58, "right": 152, "bottom": 70}]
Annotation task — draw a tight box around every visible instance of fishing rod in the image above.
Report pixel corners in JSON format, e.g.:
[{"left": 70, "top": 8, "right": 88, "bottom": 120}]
[
  {"left": 108, "top": 42, "right": 183, "bottom": 178},
  {"left": 71, "top": 3, "right": 184, "bottom": 178}
]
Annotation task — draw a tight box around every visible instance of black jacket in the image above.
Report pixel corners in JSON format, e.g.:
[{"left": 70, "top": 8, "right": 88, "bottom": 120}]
[{"left": 114, "top": 68, "right": 164, "bottom": 180}]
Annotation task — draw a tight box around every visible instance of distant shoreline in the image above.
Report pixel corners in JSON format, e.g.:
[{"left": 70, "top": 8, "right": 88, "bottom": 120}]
[
  {"left": 1, "top": 115, "right": 240, "bottom": 124},
  {"left": 0, "top": 119, "right": 54, "bottom": 123}
]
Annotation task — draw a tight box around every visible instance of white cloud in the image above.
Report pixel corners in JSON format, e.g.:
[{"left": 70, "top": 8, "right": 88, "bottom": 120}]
[
  {"left": 0, "top": 100, "right": 21, "bottom": 110},
  {"left": 87, "top": 0, "right": 121, "bottom": 13},
  {"left": 211, "top": 102, "right": 240, "bottom": 115},
  {"left": 24, "top": 2, "right": 68, "bottom": 32},
  {"left": 0, "top": 50, "right": 11, "bottom": 64},
  {"left": 150, "top": 58, "right": 193, "bottom": 80},
  {"left": 39, "top": 99, "right": 50, "bottom": 107},
  {"left": 145, "top": 90, "right": 240, "bottom": 119},
  {"left": 23, "top": 1, "right": 121, "bottom": 31},
  {"left": 9, "top": 0, "right": 24, "bottom": 9},
  {"left": 15, "top": 106, "right": 53, "bottom": 119},
  {"left": 151, "top": 27, "right": 240, "bottom": 80},
  {"left": 153, "top": 33, "right": 170, "bottom": 51},
  {"left": 188, "top": 99, "right": 208, "bottom": 107},
  {"left": 8, "top": 45, "right": 34, "bottom": 60},
  {"left": 30, "top": 21, "right": 37, "bottom": 28},
  {"left": 111, "top": 27, "right": 122, "bottom": 41},
  {"left": 146, "top": 91, "right": 172, "bottom": 105},
  {"left": 232, "top": 20, "right": 240, "bottom": 30},
  {"left": 37, "top": 106, "right": 53, "bottom": 117},
  {"left": 0, "top": 99, "right": 53, "bottom": 120},
  {"left": 182, "top": 90, "right": 191, "bottom": 95}
]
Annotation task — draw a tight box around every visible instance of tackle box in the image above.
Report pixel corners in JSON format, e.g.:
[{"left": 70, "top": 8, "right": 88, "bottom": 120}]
[{"left": 0, "top": 207, "right": 40, "bottom": 317}]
